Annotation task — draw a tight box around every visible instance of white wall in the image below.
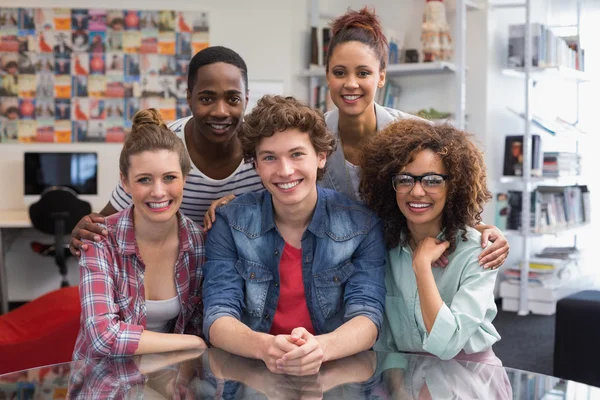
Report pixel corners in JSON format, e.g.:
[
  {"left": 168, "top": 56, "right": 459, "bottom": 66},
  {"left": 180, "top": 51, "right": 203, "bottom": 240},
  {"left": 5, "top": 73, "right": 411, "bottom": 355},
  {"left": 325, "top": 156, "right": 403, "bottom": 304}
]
[
  {"left": 0, "top": 0, "right": 310, "bottom": 211},
  {"left": 0, "top": 0, "right": 311, "bottom": 302},
  {"left": 0, "top": 0, "right": 501, "bottom": 302}
]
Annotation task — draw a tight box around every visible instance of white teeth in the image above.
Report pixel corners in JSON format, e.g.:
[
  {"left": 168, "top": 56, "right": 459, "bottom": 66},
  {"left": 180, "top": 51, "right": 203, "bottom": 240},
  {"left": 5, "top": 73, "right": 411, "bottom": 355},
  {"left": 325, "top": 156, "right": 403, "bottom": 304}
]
[
  {"left": 343, "top": 95, "right": 361, "bottom": 101},
  {"left": 277, "top": 181, "right": 300, "bottom": 190},
  {"left": 209, "top": 124, "right": 228, "bottom": 130},
  {"left": 148, "top": 201, "right": 170, "bottom": 209},
  {"left": 409, "top": 203, "right": 430, "bottom": 208}
]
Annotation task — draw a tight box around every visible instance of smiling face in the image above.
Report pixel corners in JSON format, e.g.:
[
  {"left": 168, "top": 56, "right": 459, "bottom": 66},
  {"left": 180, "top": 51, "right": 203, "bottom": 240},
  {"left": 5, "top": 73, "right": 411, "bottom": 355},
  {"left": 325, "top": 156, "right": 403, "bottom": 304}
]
[
  {"left": 255, "top": 128, "right": 326, "bottom": 213},
  {"left": 186, "top": 62, "right": 248, "bottom": 145},
  {"left": 121, "top": 149, "right": 185, "bottom": 225},
  {"left": 326, "top": 41, "right": 385, "bottom": 118},
  {"left": 396, "top": 149, "right": 447, "bottom": 234}
]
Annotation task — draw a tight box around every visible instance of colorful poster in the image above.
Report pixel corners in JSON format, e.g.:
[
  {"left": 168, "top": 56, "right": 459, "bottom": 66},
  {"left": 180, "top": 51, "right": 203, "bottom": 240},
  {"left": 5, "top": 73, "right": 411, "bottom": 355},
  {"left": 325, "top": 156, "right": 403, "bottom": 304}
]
[{"left": 0, "top": 6, "right": 209, "bottom": 143}]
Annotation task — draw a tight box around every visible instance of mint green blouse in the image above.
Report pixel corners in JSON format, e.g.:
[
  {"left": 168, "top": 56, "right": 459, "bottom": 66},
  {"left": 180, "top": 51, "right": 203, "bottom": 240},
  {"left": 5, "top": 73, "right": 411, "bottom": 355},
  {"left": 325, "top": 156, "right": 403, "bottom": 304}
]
[{"left": 374, "top": 227, "right": 501, "bottom": 360}]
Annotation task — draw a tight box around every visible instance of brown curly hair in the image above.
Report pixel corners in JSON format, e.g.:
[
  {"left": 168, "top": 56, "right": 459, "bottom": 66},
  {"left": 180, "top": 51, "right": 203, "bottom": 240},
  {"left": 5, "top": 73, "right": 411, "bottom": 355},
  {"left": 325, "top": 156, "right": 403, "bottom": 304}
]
[
  {"left": 359, "top": 119, "right": 491, "bottom": 253},
  {"left": 240, "top": 95, "right": 336, "bottom": 180}
]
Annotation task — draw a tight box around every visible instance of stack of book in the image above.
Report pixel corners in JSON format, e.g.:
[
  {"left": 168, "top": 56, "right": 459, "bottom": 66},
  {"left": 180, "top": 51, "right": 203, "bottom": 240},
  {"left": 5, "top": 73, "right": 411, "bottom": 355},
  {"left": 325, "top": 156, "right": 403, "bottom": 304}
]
[
  {"left": 375, "top": 81, "right": 402, "bottom": 110},
  {"left": 312, "top": 85, "right": 335, "bottom": 113},
  {"left": 503, "top": 185, "right": 590, "bottom": 232},
  {"left": 500, "top": 246, "right": 585, "bottom": 315},
  {"left": 508, "top": 23, "right": 584, "bottom": 70},
  {"left": 543, "top": 152, "right": 581, "bottom": 177},
  {"left": 503, "top": 247, "right": 579, "bottom": 288}
]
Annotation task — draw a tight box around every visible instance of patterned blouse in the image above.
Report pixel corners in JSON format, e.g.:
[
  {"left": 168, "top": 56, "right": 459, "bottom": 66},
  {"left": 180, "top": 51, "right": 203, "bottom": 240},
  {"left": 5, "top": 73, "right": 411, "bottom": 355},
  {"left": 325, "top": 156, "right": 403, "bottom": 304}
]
[{"left": 73, "top": 206, "right": 205, "bottom": 360}]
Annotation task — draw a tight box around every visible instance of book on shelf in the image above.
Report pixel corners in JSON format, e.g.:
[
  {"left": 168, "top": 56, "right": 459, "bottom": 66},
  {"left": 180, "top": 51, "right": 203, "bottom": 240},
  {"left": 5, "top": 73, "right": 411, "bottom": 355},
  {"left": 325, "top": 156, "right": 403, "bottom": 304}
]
[
  {"left": 322, "top": 27, "right": 331, "bottom": 66},
  {"left": 376, "top": 81, "right": 402, "bottom": 110},
  {"left": 503, "top": 134, "right": 543, "bottom": 177},
  {"left": 503, "top": 247, "right": 580, "bottom": 288},
  {"left": 310, "top": 27, "right": 319, "bottom": 66},
  {"left": 543, "top": 152, "right": 581, "bottom": 177},
  {"left": 495, "top": 192, "right": 509, "bottom": 231},
  {"left": 309, "top": 26, "right": 332, "bottom": 67},
  {"left": 312, "top": 85, "right": 335, "bottom": 113},
  {"left": 563, "top": 35, "right": 585, "bottom": 71},
  {"left": 504, "top": 185, "right": 590, "bottom": 232},
  {"left": 536, "top": 245, "right": 580, "bottom": 260},
  {"left": 508, "top": 23, "right": 583, "bottom": 71}
]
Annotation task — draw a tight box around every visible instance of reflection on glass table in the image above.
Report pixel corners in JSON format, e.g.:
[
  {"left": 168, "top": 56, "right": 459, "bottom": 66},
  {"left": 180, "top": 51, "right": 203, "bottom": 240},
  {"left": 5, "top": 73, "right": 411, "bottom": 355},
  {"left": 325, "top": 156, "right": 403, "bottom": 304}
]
[{"left": 0, "top": 350, "right": 598, "bottom": 399}]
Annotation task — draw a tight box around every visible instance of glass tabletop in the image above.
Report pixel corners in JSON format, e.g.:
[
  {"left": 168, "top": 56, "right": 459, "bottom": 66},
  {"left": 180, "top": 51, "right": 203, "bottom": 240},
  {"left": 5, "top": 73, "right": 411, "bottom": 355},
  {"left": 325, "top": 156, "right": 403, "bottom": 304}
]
[{"left": 0, "top": 350, "right": 598, "bottom": 399}]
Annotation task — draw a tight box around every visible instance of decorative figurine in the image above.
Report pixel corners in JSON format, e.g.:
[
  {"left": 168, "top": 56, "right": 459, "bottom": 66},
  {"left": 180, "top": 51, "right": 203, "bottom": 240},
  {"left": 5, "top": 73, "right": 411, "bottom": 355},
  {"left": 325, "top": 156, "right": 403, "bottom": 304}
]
[{"left": 421, "top": 0, "right": 453, "bottom": 62}]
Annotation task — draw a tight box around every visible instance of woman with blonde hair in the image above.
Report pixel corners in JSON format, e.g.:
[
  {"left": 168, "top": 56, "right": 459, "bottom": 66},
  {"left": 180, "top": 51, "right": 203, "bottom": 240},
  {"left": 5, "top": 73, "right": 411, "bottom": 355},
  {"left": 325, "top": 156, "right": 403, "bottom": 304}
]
[{"left": 73, "top": 108, "right": 205, "bottom": 359}]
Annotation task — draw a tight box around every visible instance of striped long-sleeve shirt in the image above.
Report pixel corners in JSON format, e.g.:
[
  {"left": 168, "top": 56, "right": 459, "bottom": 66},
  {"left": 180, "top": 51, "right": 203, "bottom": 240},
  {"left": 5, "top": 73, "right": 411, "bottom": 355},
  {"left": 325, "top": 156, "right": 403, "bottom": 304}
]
[{"left": 110, "top": 116, "right": 264, "bottom": 225}]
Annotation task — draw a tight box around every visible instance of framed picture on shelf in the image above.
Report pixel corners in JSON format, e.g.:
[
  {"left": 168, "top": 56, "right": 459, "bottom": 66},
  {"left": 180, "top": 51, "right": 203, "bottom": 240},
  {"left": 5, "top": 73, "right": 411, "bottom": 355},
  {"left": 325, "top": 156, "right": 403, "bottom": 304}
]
[{"left": 503, "top": 134, "right": 543, "bottom": 177}]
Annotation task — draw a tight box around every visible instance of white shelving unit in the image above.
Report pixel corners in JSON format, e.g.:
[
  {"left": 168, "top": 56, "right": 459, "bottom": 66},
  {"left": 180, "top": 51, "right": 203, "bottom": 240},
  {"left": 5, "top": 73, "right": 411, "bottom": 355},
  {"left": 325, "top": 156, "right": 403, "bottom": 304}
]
[
  {"left": 302, "top": 61, "right": 457, "bottom": 78},
  {"left": 492, "top": 0, "right": 589, "bottom": 315},
  {"left": 304, "top": 0, "right": 485, "bottom": 131},
  {"left": 501, "top": 66, "right": 590, "bottom": 83}
]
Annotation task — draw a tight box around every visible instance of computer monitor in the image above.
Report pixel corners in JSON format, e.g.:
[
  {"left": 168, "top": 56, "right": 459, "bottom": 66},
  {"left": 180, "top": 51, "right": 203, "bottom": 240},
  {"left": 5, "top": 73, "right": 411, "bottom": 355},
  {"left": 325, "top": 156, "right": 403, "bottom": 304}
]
[{"left": 24, "top": 152, "right": 98, "bottom": 199}]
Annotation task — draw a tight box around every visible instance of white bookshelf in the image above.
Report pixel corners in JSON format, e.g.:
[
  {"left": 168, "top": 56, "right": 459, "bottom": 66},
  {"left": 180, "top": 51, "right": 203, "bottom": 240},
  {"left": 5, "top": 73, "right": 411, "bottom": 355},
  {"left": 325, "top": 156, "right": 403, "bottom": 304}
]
[
  {"left": 302, "top": 61, "right": 457, "bottom": 78},
  {"left": 492, "top": 0, "right": 590, "bottom": 315},
  {"left": 447, "top": 0, "right": 485, "bottom": 12},
  {"left": 499, "top": 175, "right": 583, "bottom": 186},
  {"left": 501, "top": 66, "right": 590, "bottom": 83},
  {"left": 505, "top": 223, "right": 590, "bottom": 237}
]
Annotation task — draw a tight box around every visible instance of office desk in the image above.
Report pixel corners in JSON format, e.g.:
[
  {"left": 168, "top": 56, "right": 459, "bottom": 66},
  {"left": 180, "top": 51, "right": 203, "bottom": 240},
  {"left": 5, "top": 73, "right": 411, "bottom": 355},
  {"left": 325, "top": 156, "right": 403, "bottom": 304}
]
[{"left": 0, "top": 210, "right": 31, "bottom": 314}]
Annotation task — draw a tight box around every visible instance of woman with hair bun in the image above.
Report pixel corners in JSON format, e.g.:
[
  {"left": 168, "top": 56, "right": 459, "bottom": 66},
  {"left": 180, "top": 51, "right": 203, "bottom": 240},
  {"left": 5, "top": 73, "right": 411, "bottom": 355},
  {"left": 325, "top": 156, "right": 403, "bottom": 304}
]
[
  {"left": 360, "top": 119, "right": 502, "bottom": 363},
  {"left": 73, "top": 108, "right": 206, "bottom": 359},
  {"left": 321, "top": 7, "right": 508, "bottom": 269}
]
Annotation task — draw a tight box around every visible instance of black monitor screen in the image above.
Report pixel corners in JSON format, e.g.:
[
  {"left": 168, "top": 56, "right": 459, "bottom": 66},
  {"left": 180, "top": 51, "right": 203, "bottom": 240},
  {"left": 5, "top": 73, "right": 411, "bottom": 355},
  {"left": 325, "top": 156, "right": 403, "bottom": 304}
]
[{"left": 24, "top": 152, "right": 98, "bottom": 195}]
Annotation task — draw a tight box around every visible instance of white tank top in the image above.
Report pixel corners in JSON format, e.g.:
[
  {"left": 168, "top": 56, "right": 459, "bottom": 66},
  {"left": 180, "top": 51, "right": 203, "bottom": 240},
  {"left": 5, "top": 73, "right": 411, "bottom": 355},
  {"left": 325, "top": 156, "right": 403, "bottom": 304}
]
[{"left": 146, "top": 296, "right": 180, "bottom": 333}]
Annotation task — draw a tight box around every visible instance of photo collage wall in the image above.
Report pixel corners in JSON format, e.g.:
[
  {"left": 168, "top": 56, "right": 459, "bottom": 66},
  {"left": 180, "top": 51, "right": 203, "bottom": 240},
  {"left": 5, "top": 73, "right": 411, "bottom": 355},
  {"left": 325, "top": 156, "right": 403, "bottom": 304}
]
[{"left": 0, "top": 8, "right": 209, "bottom": 143}]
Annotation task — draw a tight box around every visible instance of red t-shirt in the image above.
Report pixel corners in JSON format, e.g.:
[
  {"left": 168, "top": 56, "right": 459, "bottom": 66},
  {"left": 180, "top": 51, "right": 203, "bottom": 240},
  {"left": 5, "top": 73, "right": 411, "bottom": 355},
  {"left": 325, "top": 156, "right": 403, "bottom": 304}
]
[{"left": 269, "top": 243, "right": 315, "bottom": 336}]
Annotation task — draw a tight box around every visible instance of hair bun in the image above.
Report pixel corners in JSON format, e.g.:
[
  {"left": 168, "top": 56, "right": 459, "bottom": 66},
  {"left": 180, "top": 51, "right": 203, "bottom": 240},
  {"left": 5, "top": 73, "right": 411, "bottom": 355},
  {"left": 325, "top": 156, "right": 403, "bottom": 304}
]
[
  {"left": 331, "top": 7, "right": 382, "bottom": 38},
  {"left": 131, "top": 108, "right": 168, "bottom": 132}
]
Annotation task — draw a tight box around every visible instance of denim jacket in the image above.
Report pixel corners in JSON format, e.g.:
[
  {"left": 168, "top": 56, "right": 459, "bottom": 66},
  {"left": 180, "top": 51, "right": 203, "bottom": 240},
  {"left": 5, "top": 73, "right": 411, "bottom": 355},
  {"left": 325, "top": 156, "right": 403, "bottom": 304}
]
[{"left": 202, "top": 187, "right": 386, "bottom": 343}]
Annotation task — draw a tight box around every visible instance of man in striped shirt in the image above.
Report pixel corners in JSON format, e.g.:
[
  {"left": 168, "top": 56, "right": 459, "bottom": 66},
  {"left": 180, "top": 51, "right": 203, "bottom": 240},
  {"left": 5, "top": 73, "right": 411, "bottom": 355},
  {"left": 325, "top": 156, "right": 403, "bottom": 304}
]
[{"left": 70, "top": 46, "right": 264, "bottom": 255}]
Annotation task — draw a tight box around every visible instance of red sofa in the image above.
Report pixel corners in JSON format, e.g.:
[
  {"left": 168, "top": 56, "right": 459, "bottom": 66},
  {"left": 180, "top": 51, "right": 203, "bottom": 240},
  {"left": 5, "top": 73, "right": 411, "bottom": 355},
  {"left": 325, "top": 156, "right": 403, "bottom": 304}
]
[{"left": 0, "top": 286, "right": 81, "bottom": 374}]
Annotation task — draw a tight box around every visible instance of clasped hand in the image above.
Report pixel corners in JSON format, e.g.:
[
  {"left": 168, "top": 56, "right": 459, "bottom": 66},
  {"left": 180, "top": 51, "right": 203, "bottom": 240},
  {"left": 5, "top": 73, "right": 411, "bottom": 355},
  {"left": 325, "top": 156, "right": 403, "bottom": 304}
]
[{"left": 263, "top": 327, "right": 325, "bottom": 376}]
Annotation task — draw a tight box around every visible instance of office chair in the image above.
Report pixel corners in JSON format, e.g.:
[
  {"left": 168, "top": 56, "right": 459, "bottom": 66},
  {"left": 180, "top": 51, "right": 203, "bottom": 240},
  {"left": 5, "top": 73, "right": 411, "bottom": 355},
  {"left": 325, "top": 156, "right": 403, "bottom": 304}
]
[{"left": 28, "top": 186, "right": 91, "bottom": 288}]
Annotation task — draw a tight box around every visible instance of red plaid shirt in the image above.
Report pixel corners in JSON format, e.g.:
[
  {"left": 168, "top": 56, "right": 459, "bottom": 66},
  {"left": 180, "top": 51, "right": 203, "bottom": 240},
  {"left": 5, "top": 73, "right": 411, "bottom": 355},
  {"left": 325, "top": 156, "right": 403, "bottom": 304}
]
[{"left": 73, "top": 206, "right": 205, "bottom": 360}]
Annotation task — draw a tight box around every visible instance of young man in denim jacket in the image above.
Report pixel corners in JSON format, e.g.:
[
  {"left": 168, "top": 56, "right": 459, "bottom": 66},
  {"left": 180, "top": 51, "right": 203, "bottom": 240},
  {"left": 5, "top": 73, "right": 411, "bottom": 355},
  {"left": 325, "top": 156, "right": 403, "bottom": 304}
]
[{"left": 202, "top": 95, "right": 386, "bottom": 376}]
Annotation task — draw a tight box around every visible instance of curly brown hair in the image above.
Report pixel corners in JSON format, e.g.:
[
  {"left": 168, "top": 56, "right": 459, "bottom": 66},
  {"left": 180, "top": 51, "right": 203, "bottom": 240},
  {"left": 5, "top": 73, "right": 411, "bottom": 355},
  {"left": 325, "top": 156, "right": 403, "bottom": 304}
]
[
  {"left": 359, "top": 119, "right": 491, "bottom": 252},
  {"left": 240, "top": 95, "right": 336, "bottom": 180}
]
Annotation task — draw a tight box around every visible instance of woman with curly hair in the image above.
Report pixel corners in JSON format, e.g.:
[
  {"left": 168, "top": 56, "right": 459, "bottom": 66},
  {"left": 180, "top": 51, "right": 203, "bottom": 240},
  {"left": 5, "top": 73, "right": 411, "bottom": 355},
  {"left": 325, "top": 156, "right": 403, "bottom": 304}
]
[{"left": 360, "top": 118, "right": 502, "bottom": 363}]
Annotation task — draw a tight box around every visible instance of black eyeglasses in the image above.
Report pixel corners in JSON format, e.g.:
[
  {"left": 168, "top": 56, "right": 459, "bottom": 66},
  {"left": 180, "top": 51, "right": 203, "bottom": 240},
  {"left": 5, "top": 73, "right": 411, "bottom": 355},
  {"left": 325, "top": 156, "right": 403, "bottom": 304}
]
[{"left": 392, "top": 173, "right": 448, "bottom": 194}]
